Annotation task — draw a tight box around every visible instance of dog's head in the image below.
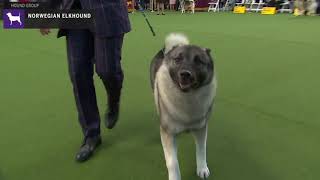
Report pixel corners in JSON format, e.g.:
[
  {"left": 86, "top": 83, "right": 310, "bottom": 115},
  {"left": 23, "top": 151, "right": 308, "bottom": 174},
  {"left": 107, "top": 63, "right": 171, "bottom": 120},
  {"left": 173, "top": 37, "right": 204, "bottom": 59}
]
[
  {"left": 164, "top": 45, "right": 214, "bottom": 92},
  {"left": 6, "top": 12, "right": 12, "bottom": 17}
]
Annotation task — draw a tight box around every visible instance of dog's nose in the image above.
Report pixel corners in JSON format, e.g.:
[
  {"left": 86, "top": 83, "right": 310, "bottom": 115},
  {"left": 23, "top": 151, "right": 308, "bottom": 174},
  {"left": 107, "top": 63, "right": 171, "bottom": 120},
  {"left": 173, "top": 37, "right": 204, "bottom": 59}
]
[{"left": 179, "top": 70, "right": 193, "bottom": 79}]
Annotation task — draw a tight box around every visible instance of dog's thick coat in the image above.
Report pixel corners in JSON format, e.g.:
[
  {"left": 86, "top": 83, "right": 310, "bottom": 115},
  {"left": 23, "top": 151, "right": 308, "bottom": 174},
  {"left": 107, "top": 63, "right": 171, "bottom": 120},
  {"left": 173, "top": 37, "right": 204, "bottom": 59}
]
[
  {"left": 180, "top": 0, "right": 195, "bottom": 14},
  {"left": 150, "top": 33, "right": 217, "bottom": 180}
]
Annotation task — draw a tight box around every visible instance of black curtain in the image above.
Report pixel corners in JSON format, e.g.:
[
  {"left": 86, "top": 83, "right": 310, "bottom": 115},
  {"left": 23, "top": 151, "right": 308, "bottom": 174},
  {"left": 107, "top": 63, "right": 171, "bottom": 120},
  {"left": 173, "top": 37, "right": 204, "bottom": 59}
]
[{"left": 0, "top": 0, "right": 3, "bottom": 20}]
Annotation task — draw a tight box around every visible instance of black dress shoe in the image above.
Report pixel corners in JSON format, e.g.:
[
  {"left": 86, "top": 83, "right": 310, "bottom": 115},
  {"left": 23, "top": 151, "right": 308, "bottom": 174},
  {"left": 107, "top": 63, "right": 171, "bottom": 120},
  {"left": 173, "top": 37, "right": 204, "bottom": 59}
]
[
  {"left": 104, "top": 103, "right": 120, "bottom": 129},
  {"left": 76, "top": 136, "right": 101, "bottom": 162}
]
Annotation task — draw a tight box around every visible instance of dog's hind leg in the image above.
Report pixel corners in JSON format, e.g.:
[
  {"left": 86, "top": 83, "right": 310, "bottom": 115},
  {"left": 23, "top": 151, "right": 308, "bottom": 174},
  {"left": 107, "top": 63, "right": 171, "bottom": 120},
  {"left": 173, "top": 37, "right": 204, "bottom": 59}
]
[
  {"left": 192, "top": 124, "right": 210, "bottom": 179},
  {"left": 160, "top": 126, "right": 181, "bottom": 180},
  {"left": 181, "top": 2, "right": 185, "bottom": 14}
]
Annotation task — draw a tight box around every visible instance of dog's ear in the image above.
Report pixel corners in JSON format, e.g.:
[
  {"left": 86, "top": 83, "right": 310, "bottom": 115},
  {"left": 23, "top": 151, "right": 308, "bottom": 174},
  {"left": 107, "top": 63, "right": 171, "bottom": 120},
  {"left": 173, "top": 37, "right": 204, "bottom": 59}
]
[
  {"left": 203, "top": 48, "right": 211, "bottom": 56},
  {"left": 165, "top": 45, "right": 179, "bottom": 55}
]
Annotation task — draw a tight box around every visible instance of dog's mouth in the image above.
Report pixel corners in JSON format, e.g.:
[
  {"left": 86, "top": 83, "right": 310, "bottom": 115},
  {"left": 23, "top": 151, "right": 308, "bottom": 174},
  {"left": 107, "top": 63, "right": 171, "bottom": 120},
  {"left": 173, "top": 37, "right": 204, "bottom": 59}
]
[{"left": 178, "top": 79, "right": 196, "bottom": 92}]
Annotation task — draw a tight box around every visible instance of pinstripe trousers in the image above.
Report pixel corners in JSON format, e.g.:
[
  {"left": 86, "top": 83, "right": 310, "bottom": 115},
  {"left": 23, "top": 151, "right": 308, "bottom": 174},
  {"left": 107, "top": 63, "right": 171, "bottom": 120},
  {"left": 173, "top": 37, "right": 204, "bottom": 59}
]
[{"left": 66, "top": 29, "right": 124, "bottom": 138}]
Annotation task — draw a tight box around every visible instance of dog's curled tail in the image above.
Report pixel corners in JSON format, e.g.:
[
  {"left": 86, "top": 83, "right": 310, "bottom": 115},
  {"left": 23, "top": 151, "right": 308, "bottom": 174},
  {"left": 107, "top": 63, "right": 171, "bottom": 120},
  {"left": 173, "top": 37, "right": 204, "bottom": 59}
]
[{"left": 164, "top": 33, "right": 189, "bottom": 54}]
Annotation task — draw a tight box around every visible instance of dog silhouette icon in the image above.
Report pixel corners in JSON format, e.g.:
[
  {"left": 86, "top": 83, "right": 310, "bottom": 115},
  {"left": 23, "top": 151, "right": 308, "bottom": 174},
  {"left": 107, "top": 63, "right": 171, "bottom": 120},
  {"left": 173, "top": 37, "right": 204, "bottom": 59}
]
[{"left": 6, "top": 12, "right": 22, "bottom": 26}]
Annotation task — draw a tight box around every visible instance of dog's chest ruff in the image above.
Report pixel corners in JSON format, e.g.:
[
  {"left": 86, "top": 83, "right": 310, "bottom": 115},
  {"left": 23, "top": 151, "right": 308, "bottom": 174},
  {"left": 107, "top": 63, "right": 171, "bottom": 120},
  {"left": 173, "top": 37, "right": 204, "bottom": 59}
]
[{"left": 154, "top": 65, "right": 216, "bottom": 133}]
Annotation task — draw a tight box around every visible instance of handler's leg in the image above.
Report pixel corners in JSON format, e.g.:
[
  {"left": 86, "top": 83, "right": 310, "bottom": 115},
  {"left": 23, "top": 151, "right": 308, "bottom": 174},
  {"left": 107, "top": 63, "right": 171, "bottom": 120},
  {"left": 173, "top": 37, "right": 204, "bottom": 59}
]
[
  {"left": 66, "top": 29, "right": 101, "bottom": 162},
  {"left": 95, "top": 34, "right": 125, "bottom": 129}
]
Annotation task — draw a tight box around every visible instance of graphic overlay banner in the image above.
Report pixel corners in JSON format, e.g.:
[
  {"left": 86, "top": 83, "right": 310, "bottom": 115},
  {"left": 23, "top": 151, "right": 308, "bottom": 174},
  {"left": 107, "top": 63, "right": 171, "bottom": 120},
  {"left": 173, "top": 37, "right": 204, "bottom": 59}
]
[
  {"left": 2, "top": 1, "right": 94, "bottom": 29},
  {"left": 4, "top": 0, "right": 50, "bottom": 9},
  {"left": 25, "top": 9, "right": 94, "bottom": 29}
]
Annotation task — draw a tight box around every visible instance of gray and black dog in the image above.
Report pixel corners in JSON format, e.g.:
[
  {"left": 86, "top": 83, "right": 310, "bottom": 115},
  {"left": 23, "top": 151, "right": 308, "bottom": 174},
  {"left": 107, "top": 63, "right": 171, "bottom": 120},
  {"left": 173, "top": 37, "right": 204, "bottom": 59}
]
[{"left": 150, "top": 33, "right": 217, "bottom": 180}]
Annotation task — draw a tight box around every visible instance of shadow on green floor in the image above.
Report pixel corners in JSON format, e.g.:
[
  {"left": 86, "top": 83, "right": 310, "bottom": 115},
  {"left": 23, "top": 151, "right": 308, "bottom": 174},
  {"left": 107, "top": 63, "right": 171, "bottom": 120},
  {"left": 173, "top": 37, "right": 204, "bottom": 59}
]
[{"left": 0, "top": 169, "right": 5, "bottom": 180}]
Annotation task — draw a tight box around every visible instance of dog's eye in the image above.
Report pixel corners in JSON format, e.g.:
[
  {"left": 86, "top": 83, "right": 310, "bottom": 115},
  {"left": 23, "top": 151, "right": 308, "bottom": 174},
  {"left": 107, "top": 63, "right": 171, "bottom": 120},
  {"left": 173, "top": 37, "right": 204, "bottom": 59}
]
[
  {"left": 174, "top": 56, "right": 182, "bottom": 64},
  {"left": 194, "top": 56, "right": 204, "bottom": 65}
]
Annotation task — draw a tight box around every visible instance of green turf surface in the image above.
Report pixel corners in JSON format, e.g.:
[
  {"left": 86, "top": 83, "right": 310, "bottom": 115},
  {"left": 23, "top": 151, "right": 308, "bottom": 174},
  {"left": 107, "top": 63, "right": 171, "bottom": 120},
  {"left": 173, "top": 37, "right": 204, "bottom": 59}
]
[{"left": 0, "top": 12, "right": 320, "bottom": 180}]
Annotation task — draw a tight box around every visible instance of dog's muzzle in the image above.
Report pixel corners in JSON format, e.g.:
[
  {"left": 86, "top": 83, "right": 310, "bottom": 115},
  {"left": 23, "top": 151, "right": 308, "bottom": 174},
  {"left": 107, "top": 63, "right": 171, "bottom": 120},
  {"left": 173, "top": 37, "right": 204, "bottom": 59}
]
[{"left": 178, "top": 70, "right": 196, "bottom": 92}]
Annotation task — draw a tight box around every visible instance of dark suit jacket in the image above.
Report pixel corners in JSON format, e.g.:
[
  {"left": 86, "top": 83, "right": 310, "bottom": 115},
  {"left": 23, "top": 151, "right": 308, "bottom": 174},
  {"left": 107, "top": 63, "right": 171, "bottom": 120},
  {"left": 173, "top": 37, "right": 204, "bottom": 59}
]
[{"left": 50, "top": 0, "right": 131, "bottom": 38}]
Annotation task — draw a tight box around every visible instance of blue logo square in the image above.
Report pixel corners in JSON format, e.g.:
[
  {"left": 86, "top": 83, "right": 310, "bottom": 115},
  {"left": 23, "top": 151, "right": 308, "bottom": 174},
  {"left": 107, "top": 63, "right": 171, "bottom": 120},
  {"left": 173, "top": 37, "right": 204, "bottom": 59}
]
[{"left": 3, "top": 9, "right": 25, "bottom": 29}]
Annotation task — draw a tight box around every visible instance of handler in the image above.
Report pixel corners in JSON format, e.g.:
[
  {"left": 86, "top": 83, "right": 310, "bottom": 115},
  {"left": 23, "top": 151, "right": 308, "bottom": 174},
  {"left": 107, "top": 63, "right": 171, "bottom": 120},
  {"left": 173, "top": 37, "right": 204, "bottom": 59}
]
[{"left": 40, "top": 0, "right": 131, "bottom": 162}]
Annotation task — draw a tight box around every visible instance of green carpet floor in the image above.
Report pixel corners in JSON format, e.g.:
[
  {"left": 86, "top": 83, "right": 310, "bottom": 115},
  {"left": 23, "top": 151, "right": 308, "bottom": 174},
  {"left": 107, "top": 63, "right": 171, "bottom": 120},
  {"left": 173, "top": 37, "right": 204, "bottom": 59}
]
[{"left": 0, "top": 12, "right": 320, "bottom": 180}]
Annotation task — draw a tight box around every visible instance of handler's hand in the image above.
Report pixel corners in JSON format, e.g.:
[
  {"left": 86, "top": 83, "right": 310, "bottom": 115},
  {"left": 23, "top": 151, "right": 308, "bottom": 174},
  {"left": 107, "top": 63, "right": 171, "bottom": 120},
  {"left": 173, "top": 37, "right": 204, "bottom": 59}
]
[{"left": 40, "top": 28, "right": 51, "bottom": 36}]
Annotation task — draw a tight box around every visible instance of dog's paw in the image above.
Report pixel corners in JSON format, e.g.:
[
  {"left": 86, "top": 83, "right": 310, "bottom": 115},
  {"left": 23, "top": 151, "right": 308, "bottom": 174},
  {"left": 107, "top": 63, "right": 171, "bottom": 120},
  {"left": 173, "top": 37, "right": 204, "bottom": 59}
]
[{"left": 197, "top": 166, "right": 210, "bottom": 179}]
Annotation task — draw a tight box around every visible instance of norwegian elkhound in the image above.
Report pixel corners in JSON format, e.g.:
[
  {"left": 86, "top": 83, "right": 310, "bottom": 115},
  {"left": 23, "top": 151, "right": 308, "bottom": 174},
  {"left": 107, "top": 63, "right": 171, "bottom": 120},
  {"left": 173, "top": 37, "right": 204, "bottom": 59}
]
[{"left": 150, "top": 33, "right": 217, "bottom": 180}]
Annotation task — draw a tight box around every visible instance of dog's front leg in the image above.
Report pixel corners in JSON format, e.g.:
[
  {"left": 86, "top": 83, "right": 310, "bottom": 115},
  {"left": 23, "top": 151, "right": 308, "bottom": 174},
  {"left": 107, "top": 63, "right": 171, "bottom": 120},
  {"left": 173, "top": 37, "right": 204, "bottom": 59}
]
[
  {"left": 192, "top": 124, "right": 210, "bottom": 179},
  {"left": 160, "top": 126, "right": 181, "bottom": 180}
]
